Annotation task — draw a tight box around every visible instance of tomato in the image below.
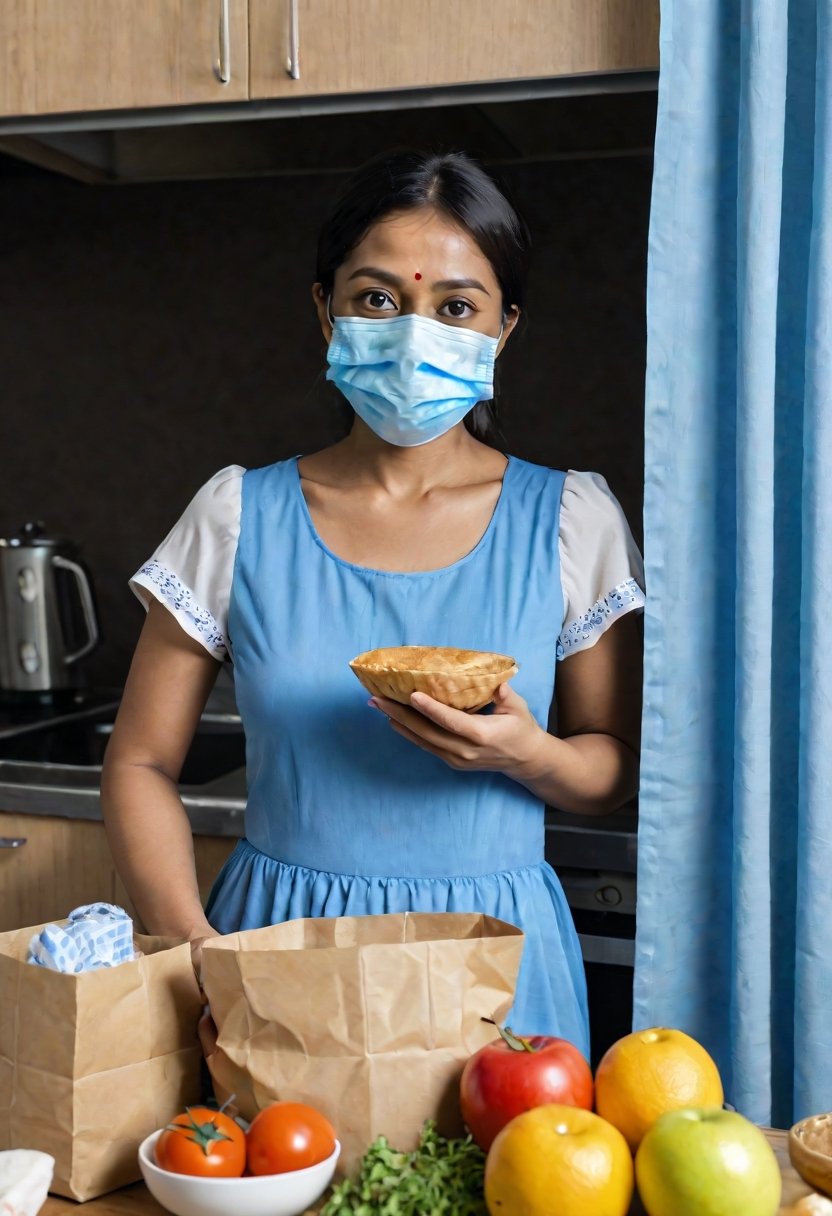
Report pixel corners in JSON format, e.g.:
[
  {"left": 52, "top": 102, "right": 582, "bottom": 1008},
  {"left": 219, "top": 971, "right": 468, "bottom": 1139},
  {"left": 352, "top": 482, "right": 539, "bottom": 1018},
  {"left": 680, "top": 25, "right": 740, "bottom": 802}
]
[
  {"left": 155, "top": 1105, "right": 246, "bottom": 1178},
  {"left": 460, "top": 1026, "right": 594, "bottom": 1151},
  {"left": 246, "top": 1101, "right": 337, "bottom": 1176}
]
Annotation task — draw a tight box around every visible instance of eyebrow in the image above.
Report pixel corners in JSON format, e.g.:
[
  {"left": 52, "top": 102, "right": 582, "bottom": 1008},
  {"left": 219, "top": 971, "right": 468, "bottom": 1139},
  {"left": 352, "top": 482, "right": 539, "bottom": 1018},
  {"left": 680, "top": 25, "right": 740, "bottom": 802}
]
[{"left": 346, "top": 266, "right": 491, "bottom": 295}]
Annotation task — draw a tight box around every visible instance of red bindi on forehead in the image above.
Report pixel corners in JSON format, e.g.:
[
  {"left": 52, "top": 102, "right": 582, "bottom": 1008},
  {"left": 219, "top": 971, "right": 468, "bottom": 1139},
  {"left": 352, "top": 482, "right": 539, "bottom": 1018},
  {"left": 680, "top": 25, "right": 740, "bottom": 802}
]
[{"left": 414, "top": 272, "right": 422, "bottom": 280}]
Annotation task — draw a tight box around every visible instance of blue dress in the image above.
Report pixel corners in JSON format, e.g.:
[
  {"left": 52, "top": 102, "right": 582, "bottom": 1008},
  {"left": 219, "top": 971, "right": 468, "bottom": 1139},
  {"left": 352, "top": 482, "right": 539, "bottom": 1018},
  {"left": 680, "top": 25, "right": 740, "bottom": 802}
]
[{"left": 203, "top": 455, "right": 591, "bottom": 1056}]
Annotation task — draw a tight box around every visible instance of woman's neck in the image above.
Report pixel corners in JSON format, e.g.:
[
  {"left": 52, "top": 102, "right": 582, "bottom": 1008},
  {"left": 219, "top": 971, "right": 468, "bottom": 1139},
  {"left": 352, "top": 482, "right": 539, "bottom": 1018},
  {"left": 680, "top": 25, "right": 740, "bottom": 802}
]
[{"left": 308, "top": 420, "right": 505, "bottom": 497}]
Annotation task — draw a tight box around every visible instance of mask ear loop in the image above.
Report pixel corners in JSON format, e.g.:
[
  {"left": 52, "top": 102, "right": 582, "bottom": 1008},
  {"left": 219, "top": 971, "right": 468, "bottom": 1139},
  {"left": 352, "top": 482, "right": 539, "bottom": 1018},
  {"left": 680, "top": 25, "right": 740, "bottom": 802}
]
[{"left": 496, "top": 304, "right": 515, "bottom": 345}]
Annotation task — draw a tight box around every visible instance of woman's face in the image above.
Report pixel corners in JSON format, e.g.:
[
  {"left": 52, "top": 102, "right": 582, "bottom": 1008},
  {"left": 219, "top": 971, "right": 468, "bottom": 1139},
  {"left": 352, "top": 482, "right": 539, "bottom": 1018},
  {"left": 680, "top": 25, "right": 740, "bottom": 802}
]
[{"left": 313, "top": 206, "right": 519, "bottom": 354}]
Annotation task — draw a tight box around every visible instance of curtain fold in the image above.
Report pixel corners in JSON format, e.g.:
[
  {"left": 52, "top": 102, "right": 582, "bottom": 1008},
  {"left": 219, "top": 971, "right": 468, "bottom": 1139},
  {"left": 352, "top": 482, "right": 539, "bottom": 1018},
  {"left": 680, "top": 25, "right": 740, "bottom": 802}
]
[{"left": 635, "top": 0, "right": 832, "bottom": 1126}]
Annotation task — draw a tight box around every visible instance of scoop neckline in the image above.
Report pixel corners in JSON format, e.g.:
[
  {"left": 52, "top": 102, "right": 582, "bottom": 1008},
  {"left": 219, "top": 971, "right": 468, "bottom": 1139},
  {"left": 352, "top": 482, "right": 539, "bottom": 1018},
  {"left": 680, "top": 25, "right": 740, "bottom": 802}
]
[{"left": 292, "top": 454, "right": 514, "bottom": 578}]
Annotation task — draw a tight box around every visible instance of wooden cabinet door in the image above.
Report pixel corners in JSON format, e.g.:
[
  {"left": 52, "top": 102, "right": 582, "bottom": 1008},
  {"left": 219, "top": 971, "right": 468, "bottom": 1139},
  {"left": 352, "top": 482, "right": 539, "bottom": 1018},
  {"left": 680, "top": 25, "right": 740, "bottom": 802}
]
[
  {"left": 0, "top": 811, "right": 237, "bottom": 934},
  {"left": 0, "top": 812, "right": 118, "bottom": 932},
  {"left": 0, "top": 0, "right": 249, "bottom": 119},
  {"left": 249, "top": 0, "right": 659, "bottom": 100}
]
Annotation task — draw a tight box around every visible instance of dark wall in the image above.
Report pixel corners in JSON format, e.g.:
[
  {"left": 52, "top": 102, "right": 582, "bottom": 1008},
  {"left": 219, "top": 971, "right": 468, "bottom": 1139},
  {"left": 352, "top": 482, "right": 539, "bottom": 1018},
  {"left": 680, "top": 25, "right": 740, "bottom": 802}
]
[{"left": 0, "top": 121, "right": 651, "bottom": 687}]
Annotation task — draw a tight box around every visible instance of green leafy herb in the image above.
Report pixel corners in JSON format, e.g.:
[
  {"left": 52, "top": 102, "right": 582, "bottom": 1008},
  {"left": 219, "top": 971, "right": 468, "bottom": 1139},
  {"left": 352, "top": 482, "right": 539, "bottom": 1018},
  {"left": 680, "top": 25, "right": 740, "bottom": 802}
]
[{"left": 321, "top": 1120, "right": 487, "bottom": 1216}]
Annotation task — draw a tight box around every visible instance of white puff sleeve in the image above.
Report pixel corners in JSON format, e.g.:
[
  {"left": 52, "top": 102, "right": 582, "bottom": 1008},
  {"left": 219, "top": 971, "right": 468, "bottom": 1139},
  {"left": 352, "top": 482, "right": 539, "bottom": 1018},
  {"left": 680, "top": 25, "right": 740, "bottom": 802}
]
[
  {"left": 557, "top": 470, "right": 646, "bottom": 660},
  {"left": 128, "top": 465, "right": 245, "bottom": 662}
]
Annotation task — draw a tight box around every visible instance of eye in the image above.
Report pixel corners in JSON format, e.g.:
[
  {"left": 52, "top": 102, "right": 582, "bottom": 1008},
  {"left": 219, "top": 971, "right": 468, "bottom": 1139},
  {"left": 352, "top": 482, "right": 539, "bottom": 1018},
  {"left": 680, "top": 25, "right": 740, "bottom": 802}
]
[
  {"left": 359, "top": 289, "right": 397, "bottom": 311},
  {"left": 439, "top": 298, "right": 476, "bottom": 320}
]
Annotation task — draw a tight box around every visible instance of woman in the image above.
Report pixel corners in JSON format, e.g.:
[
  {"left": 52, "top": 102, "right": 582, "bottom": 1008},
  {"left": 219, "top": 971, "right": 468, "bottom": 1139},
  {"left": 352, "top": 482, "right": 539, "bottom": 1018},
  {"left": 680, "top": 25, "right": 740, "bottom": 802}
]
[{"left": 101, "top": 150, "right": 644, "bottom": 1058}]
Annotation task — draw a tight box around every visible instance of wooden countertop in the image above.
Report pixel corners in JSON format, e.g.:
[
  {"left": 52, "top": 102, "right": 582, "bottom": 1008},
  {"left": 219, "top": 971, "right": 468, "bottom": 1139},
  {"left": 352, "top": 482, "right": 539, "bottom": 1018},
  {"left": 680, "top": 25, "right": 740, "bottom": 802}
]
[{"left": 39, "top": 1128, "right": 826, "bottom": 1215}]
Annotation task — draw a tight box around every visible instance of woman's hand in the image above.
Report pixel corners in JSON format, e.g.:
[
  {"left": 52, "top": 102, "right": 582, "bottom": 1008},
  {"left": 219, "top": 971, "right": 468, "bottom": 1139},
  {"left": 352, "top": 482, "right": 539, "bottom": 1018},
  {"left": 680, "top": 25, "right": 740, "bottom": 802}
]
[
  {"left": 197, "top": 1007, "right": 219, "bottom": 1060},
  {"left": 372, "top": 614, "right": 642, "bottom": 815},
  {"left": 189, "top": 929, "right": 221, "bottom": 995},
  {"left": 370, "top": 682, "right": 547, "bottom": 780},
  {"left": 189, "top": 931, "right": 221, "bottom": 1062}
]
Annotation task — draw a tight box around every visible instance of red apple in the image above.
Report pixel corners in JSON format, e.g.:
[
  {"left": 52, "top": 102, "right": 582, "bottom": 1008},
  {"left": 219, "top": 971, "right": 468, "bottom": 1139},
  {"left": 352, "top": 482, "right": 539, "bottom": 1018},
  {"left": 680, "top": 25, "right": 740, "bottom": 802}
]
[{"left": 460, "top": 1024, "right": 593, "bottom": 1151}]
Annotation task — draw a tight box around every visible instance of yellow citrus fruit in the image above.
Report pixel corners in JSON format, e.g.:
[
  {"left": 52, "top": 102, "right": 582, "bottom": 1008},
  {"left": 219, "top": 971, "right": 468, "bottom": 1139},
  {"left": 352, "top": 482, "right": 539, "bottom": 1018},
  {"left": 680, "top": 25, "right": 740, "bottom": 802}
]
[
  {"left": 484, "top": 1103, "right": 633, "bottom": 1216},
  {"left": 595, "top": 1027, "right": 724, "bottom": 1151}
]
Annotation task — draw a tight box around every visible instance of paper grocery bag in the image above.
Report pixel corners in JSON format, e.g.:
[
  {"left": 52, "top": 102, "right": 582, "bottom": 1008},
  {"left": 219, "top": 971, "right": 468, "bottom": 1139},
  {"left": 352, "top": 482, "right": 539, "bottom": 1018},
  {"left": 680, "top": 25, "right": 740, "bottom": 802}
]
[
  {"left": 0, "top": 924, "right": 204, "bottom": 1201},
  {"left": 202, "top": 911, "right": 524, "bottom": 1173}
]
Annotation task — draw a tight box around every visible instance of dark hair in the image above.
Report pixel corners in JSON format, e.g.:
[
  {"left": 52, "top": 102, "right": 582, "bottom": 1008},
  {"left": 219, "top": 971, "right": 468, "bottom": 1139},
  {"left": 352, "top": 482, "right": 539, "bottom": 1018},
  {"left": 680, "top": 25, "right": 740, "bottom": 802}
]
[{"left": 316, "top": 149, "right": 531, "bottom": 446}]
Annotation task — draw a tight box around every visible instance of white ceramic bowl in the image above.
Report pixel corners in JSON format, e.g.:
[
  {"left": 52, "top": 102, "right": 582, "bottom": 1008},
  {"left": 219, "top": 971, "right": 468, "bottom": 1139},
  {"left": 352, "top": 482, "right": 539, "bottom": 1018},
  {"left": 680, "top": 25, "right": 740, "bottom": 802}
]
[{"left": 138, "top": 1129, "right": 340, "bottom": 1216}]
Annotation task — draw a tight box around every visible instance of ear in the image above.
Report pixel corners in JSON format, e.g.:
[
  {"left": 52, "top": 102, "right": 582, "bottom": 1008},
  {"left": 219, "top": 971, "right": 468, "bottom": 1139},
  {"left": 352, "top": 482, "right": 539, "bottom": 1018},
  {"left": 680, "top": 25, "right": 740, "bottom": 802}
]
[
  {"left": 312, "top": 282, "right": 332, "bottom": 344},
  {"left": 496, "top": 305, "right": 520, "bottom": 357}
]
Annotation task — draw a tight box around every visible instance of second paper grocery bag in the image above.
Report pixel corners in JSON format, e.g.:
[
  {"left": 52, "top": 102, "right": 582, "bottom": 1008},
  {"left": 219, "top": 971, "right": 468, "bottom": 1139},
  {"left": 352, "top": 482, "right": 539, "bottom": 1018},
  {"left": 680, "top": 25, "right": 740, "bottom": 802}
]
[{"left": 201, "top": 911, "right": 524, "bottom": 1172}]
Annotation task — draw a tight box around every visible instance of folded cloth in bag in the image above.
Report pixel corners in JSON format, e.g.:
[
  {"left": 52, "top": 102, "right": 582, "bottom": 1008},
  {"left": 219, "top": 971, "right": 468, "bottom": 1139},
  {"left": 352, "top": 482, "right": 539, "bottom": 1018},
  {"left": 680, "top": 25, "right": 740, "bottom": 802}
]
[
  {"left": 0, "top": 922, "right": 204, "bottom": 1201},
  {"left": 202, "top": 911, "right": 524, "bottom": 1175},
  {"left": 27, "top": 903, "right": 138, "bottom": 972}
]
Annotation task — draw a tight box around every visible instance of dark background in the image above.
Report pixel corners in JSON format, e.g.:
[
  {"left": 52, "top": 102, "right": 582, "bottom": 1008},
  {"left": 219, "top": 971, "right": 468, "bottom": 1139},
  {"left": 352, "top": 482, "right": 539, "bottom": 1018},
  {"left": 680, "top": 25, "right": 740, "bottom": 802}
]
[{"left": 0, "top": 92, "right": 654, "bottom": 687}]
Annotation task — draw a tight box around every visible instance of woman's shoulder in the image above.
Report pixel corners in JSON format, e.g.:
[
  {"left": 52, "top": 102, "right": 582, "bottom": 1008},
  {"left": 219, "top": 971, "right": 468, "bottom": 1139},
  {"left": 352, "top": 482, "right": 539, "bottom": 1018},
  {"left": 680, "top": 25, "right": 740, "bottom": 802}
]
[
  {"left": 506, "top": 457, "right": 618, "bottom": 511},
  {"left": 175, "top": 464, "right": 247, "bottom": 531},
  {"left": 187, "top": 457, "right": 302, "bottom": 518},
  {"left": 556, "top": 468, "right": 640, "bottom": 559},
  {"left": 560, "top": 468, "right": 627, "bottom": 525},
  {"left": 190, "top": 463, "right": 247, "bottom": 498},
  {"left": 503, "top": 457, "right": 642, "bottom": 561}
]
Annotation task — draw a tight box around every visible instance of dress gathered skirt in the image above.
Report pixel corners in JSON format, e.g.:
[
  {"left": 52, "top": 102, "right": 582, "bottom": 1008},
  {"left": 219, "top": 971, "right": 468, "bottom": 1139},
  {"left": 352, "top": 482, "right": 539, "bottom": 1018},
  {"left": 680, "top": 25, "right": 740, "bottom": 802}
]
[{"left": 196, "top": 456, "right": 594, "bottom": 1057}]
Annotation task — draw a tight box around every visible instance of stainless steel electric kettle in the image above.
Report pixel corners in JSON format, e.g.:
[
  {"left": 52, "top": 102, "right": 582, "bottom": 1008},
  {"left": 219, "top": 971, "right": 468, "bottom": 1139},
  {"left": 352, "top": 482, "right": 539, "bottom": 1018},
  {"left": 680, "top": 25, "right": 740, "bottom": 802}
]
[{"left": 0, "top": 522, "right": 100, "bottom": 693}]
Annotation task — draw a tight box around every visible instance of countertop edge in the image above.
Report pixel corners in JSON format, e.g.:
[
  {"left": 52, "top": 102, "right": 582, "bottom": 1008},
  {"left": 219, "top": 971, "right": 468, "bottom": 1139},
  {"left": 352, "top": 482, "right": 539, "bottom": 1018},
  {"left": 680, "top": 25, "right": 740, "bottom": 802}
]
[{"left": 0, "top": 783, "right": 247, "bottom": 837}]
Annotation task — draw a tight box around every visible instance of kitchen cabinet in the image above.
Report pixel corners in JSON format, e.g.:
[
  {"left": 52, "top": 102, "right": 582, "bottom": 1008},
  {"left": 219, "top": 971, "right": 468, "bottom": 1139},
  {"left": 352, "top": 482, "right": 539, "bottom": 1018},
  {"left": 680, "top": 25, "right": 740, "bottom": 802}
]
[
  {"left": 0, "top": 811, "right": 236, "bottom": 933},
  {"left": 0, "top": 812, "right": 115, "bottom": 932},
  {"left": 249, "top": 0, "right": 659, "bottom": 100},
  {"left": 0, "top": 1, "right": 658, "bottom": 122},
  {"left": 0, "top": 0, "right": 249, "bottom": 119}
]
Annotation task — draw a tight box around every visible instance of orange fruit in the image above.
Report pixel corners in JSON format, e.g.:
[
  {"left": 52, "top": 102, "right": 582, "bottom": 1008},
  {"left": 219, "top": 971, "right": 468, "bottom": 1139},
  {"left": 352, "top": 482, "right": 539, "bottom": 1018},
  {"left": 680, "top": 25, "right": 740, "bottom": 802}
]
[
  {"left": 595, "top": 1027, "right": 724, "bottom": 1151},
  {"left": 484, "top": 1103, "right": 633, "bottom": 1216}
]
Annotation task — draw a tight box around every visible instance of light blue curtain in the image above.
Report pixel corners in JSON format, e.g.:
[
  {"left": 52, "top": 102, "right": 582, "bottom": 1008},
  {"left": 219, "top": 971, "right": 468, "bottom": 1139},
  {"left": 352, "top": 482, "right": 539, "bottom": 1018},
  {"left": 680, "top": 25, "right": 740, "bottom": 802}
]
[{"left": 634, "top": 0, "right": 832, "bottom": 1127}]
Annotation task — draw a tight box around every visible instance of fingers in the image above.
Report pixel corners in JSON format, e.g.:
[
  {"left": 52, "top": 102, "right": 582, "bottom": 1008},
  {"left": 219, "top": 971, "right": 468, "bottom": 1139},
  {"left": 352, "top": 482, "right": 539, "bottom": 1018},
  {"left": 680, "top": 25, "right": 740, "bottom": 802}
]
[
  {"left": 370, "top": 696, "right": 482, "bottom": 766},
  {"left": 492, "top": 682, "right": 526, "bottom": 712},
  {"left": 189, "top": 930, "right": 220, "bottom": 996},
  {"left": 375, "top": 694, "right": 487, "bottom": 750},
  {"left": 386, "top": 717, "right": 466, "bottom": 767},
  {"left": 189, "top": 938, "right": 206, "bottom": 994},
  {"left": 372, "top": 692, "right": 484, "bottom": 738},
  {"left": 368, "top": 681, "right": 538, "bottom": 776},
  {"left": 409, "top": 691, "right": 482, "bottom": 734},
  {"left": 197, "top": 1008, "right": 218, "bottom": 1060}
]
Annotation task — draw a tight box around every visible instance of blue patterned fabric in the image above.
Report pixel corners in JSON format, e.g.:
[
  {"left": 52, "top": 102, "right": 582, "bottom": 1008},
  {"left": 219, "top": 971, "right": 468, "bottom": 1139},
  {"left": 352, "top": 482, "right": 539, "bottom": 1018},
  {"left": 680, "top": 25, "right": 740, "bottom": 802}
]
[
  {"left": 205, "top": 455, "right": 590, "bottom": 1056},
  {"left": 27, "top": 903, "right": 136, "bottom": 972},
  {"left": 132, "top": 559, "right": 228, "bottom": 660},
  {"left": 635, "top": 0, "right": 832, "bottom": 1126}
]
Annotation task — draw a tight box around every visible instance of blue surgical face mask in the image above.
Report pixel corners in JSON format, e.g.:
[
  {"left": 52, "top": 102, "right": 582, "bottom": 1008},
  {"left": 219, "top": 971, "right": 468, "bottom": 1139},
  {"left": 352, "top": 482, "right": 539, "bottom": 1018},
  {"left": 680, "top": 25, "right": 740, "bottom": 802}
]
[{"left": 325, "top": 311, "right": 501, "bottom": 447}]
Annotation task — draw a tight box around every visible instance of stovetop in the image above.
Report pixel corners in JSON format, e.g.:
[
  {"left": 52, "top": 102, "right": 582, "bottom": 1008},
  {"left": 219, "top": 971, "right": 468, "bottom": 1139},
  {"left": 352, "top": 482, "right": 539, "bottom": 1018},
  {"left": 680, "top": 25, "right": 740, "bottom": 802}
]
[{"left": 0, "top": 688, "right": 122, "bottom": 739}]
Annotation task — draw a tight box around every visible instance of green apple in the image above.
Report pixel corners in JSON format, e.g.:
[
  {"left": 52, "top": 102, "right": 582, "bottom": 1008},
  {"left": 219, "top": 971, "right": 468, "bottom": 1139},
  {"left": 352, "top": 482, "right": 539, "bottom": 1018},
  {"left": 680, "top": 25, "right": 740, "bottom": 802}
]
[{"left": 635, "top": 1107, "right": 782, "bottom": 1216}]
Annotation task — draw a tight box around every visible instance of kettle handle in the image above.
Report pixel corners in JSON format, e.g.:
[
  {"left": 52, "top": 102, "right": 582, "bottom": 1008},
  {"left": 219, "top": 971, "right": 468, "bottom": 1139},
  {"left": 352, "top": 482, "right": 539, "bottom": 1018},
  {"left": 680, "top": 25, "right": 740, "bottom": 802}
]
[{"left": 51, "top": 555, "right": 100, "bottom": 664}]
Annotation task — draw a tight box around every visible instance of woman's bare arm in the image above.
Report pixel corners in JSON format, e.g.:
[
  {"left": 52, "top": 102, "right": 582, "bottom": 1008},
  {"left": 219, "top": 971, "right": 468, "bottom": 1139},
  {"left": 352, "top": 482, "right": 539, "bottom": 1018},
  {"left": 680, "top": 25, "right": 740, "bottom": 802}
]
[
  {"left": 514, "top": 611, "right": 642, "bottom": 813},
  {"left": 100, "top": 600, "right": 222, "bottom": 939}
]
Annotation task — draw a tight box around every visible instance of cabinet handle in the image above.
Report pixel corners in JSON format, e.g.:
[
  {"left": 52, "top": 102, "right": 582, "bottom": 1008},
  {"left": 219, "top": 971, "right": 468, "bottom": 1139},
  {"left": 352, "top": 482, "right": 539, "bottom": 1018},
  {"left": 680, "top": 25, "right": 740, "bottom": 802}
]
[
  {"left": 0, "top": 837, "right": 27, "bottom": 848},
  {"left": 218, "top": 0, "right": 231, "bottom": 84},
  {"left": 286, "top": 0, "right": 300, "bottom": 79}
]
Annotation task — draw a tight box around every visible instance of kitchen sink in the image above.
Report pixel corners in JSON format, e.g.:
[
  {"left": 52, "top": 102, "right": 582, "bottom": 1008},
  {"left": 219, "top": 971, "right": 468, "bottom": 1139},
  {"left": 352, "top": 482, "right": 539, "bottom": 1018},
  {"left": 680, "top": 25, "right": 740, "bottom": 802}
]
[{"left": 0, "top": 710, "right": 246, "bottom": 788}]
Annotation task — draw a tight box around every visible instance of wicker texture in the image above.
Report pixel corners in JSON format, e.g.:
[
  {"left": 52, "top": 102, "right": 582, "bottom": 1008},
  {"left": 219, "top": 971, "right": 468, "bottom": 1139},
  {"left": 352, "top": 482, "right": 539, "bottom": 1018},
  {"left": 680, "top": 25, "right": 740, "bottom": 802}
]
[
  {"left": 790, "top": 1114, "right": 832, "bottom": 1197},
  {"left": 349, "top": 645, "right": 518, "bottom": 712}
]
